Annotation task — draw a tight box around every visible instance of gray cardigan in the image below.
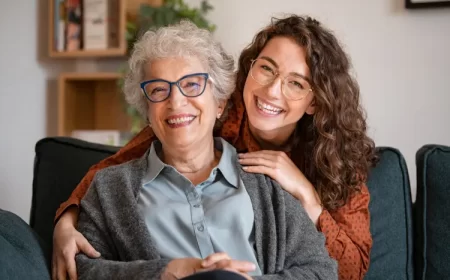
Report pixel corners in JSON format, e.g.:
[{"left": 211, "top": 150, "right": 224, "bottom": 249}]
[{"left": 76, "top": 149, "right": 338, "bottom": 280}]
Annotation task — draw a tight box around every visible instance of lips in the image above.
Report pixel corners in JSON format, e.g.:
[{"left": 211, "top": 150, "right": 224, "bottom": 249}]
[{"left": 255, "top": 97, "right": 284, "bottom": 115}]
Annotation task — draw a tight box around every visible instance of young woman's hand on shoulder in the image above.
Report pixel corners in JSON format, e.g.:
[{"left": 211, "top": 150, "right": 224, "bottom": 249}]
[{"left": 238, "top": 150, "right": 323, "bottom": 224}]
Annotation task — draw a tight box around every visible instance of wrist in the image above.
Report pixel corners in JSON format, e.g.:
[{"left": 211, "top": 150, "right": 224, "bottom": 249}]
[
  {"left": 294, "top": 185, "right": 323, "bottom": 226},
  {"left": 58, "top": 206, "right": 79, "bottom": 228}
]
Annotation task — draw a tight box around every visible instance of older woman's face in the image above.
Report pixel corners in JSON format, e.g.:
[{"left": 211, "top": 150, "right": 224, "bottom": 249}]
[{"left": 145, "top": 57, "right": 223, "bottom": 149}]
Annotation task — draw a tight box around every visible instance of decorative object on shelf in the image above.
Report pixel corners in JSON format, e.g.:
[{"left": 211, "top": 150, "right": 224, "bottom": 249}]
[
  {"left": 406, "top": 0, "right": 450, "bottom": 9},
  {"left": 71, "top": 130, "right": 133, "bottom": 146},
  {"left": 118, "top": 0, "right": 216, "bottom": 134}
]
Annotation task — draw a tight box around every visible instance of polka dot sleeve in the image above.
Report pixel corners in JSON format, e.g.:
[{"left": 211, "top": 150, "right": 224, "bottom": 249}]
[{"left": 318, "top": 184, "right": 372, "bottom": 280}]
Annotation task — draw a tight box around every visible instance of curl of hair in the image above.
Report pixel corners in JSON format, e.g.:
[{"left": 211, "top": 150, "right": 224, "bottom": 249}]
[
  {"left": 236, "top": 15, "right": 378, "bottom": 210},
  {"left": 124, "top": 20, "right": 236, "bottom": 119}
]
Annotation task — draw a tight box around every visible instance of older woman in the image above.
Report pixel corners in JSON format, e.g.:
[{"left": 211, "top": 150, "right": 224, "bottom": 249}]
[{"left": 75, "top": 21, "right": 337, "bottom": 280}]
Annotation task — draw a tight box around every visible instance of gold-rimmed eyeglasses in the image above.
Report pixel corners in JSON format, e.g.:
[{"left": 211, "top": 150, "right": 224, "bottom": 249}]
[{"left": 250, "top": 58, "right": 313, "bottom": 101}]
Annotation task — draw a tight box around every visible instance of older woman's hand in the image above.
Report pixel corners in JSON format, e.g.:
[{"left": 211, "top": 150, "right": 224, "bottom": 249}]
[
  {"left": 162, "top": 258, "right": 204, "bottom": 279},
  {"left": 238, "top": 150, "right": 323, "bottom": 225},
  {"left": 201, "top": 253, "right": 255, "bottom": 280},
  {"left": 52, "top": 207, "right": 100, "bottom": 280}
]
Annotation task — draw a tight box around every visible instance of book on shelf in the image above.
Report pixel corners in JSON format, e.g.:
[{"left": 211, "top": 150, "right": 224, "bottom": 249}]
[
  {"left": 71, "top": 130, "right": 132, "bottom": 146},
  {"left": 53, "top": 0, "right": 119, "bottom": 52}
]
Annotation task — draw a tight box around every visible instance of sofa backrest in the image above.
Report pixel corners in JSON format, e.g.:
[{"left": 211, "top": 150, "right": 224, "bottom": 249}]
[
  {"left": 31, "top": 137, "right": 119, "bottom": 267},
  {"left": 415, "top": 145, "right": 450, "bottom": 280},
  {"left": 364, "top": 147, "right": 414, "bottom": 280},
  {"left": 31, "top": 137, "right": 415, "bottom": 279}
]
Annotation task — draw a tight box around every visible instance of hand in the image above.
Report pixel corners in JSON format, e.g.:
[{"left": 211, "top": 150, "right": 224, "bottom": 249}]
[
  {"left": 238, "top": 150, "right": 323, "bottom": 224},
  {"left": 161, "top": 258, "right": 203, "bottom": 280},
  {"left": 201, "top": 252, "right": 255, "bottom": 280},
  {"left": 52, "top": 208, "right": 100, "bottom": 280}
]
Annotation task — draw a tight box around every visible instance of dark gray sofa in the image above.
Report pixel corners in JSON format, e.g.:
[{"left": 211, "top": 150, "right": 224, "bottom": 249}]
[{"left": 0, "top": 137, "right": 449, "bottom": 279}]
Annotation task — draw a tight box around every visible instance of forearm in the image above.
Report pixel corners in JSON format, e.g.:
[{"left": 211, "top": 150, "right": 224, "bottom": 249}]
[
  {"left": 76, "top": 254, "right": 170, "bottom": 280},
  {"left": 318, "top": 210, "right": 371, "bottom": 280}
]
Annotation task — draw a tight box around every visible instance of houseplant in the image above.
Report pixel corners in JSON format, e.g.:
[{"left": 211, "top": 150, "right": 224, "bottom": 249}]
[{"left": 118, "top": 0, "right": 216, "bottom": 134}]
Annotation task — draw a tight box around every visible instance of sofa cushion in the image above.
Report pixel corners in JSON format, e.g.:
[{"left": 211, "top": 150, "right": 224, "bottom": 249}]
[
  {"left": 30, "top": 137, "right": 119, "bottom": 266},
  {"left": 0, "top": 209, "right": 50, "bottom": 280},
  {"left": 364, "top": 147, "right": 414, "bottom": 280},
  {"left": 415, "top": 145, "right": 450, "bottom": 280}
]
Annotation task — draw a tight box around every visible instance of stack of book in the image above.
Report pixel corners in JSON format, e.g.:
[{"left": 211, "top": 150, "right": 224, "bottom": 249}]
[{"left": 54, "top": 0, "right": 119, "bottom": 52}]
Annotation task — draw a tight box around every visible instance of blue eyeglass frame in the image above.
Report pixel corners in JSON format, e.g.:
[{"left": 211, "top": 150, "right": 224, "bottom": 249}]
[{"left": 140, "top": 73, "right": 210, "bottom": 103}]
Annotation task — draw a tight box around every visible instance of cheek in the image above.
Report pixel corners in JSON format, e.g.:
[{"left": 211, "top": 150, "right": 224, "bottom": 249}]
[
  {"left": 285, "top": 99, "right": 313, "bottom": 120},
  {"left": 147, "top": 103, "right": 160, "bottom": 122},
  {"left": 243, "top": 76, "right": 257, "bottom": 104}
]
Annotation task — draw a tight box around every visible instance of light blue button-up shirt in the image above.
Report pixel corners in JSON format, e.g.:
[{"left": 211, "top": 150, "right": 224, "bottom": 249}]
[{"left": 137, "top": 138, "right": 262, "bottom": 276}]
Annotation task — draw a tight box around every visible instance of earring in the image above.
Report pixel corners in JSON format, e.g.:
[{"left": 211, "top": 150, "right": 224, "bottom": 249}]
[{"left": 217, "top": 113, "right": 221, "bottom": 119}]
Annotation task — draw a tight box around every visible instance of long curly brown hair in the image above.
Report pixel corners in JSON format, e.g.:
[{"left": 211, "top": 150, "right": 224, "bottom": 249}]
[{"left": 236, "top": 15, "right": 377, "bottom": 211}]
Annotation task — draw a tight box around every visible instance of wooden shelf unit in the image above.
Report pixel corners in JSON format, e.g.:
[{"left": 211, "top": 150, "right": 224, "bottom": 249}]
[
  {"left": 57, "top": 72, "right": 132, "bottom": 136},
  {"left": 48, "top": 0, "right": 163, "bottom": 58}
]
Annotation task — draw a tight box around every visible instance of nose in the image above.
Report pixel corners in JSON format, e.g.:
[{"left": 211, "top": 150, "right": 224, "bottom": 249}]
[
  {"left": 265, "top": 76, "right": 283, "bottom": 99},
  {"left": 168, "top": 84, "right": 188, "bottom": 109}
]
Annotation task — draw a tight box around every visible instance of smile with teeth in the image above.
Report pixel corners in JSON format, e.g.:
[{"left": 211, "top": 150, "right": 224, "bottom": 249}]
[
  {"left": 256, "top": 97, "right": 284, "bottom": 115},
  {"left": 167, "top": 116, "right": 195, "bottom": 125}
]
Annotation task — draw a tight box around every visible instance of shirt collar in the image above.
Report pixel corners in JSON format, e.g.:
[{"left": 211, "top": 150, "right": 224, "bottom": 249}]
[
  {"left": 214, "top": 138, "right": 240, "bottom": 189},
  {"left": 143, "top": 138, "right": 240, "bottom": 188},
  {"left": 143, "top": 141, "right": 166, "bottom": 185}
]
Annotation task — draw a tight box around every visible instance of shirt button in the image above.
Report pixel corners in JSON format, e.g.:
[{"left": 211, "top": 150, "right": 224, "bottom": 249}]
[
  {"left": 193, "top": 204, "right": 200, "bottom": 208},
  {"left": 197, "top": 225, "right": 204, "bottom": 232}
]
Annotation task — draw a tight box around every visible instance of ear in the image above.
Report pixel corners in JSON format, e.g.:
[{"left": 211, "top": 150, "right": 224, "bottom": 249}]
[
  {"left": 305, "top": 99, "right": 315, "bottom": 115},
  {"left": 217, "top": 99, "right": 227, "bottom": 118}
]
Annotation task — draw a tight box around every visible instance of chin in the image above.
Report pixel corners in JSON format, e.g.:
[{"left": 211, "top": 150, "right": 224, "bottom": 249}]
[{"left": 247, "top": 112, "right": 281, "bottom": 132}]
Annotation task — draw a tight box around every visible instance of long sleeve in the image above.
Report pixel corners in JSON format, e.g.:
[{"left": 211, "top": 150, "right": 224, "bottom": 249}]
[
  {"left": 317, "top": 184, "right": 372, "bottom": 280},
  {"left": 54, "top": 126, "right": 155, "bottom": 222},
  {"left": 75, "top": 176, "right": 170, "bottom": 280}
]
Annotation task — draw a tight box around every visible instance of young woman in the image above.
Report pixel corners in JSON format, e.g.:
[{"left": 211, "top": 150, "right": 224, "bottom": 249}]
[{"left": 52, "top": 15, "right": 376, "bottom": 280}]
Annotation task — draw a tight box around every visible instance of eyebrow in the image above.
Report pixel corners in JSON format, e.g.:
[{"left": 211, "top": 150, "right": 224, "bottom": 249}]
[{"left": 259, "top": 56, "right": 312, "bottom": 83}]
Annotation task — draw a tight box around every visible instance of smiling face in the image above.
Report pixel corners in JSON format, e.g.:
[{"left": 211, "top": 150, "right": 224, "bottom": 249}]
[
  {"left": 243, "top": 36, "right": 315, "bottom": 141},
  {"left": 145, "top": 57, "right": 225, "bottom": 150}
]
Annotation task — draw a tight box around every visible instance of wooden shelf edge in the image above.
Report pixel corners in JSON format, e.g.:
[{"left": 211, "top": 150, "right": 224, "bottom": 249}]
[
  {"left": 49, "top": 48, "right": 127, "bottom": 58},
  {"left": 59, "top": 72, "right": 123, "bottom": 81}
]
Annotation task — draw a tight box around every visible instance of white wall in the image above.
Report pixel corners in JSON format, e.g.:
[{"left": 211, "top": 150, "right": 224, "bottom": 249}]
[
  {"left": 0, "top": 0, "right": 449, "bottom": 222},
  {"left": 0, "top": 0, "right": 75, "bottom": 222},
  {"left": 202, "top": 0, "right": 450, "bottom": 199}
]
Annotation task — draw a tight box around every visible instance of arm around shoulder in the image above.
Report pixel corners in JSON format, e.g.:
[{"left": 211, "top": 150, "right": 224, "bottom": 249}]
[{"left": 54, "top": 126, "right": 155, "bottom": 222}]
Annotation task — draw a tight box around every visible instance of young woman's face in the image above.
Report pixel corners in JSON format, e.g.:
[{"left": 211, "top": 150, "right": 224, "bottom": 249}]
[{"left": 243, "top": 36, "right": 315, "bottom": 136}]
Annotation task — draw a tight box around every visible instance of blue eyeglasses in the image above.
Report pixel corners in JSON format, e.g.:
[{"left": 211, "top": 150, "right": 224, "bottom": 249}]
[{"left": 140, "top": 73, "right": 211, "bottom": 103}]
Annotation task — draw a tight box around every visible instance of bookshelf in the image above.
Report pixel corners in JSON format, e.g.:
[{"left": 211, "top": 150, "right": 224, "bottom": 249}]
[
  {"left": 48, "top": 0, "right": 163, "bottom": 58},
  {"left": 57, "top": 72, "right": 132, "bottom": 137}
]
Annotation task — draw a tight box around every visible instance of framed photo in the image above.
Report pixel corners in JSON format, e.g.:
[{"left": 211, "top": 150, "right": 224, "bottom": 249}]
[{"left": 406, "top": 0, "right": 450, "bottom": 9}]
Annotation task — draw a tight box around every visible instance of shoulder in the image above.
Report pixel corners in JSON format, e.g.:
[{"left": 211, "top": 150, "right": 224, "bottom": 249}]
[
  {"left": 92, "top": 150, "right": 149, "bottom": 189},
  {"left": 240, "top": 168, "right": 309, "bottom": 218}
]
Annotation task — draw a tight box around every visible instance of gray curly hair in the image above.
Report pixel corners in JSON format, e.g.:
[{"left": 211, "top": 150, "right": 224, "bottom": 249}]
[{"left": 124, "top": 20, "right": 236, "bottom": 119}]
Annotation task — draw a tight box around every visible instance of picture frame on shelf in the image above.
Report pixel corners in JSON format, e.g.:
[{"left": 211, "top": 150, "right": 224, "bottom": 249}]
[{"left": 406, "top": 0, "right": 450, "bottom": 9}]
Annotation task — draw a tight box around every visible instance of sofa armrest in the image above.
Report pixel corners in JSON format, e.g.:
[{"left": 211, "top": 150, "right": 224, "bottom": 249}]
[{"left": 0, "top": 209, "right": 50, "bottom": 280}]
